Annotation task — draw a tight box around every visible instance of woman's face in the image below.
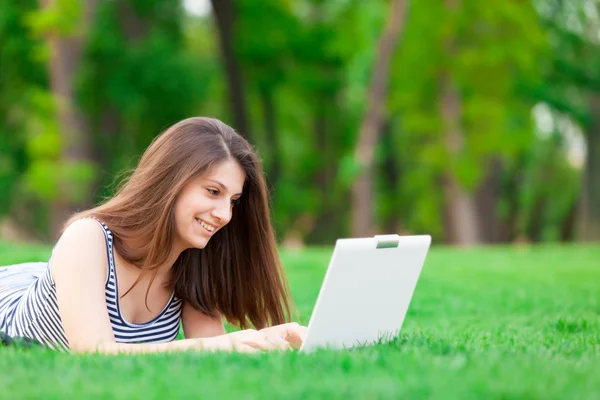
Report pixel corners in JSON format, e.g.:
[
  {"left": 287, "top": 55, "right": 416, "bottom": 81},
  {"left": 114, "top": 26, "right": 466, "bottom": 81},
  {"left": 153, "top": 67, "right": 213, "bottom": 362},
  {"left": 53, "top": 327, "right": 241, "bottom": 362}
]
[{"left": 173, "top": 158, "right": 246, "bottom": 251}]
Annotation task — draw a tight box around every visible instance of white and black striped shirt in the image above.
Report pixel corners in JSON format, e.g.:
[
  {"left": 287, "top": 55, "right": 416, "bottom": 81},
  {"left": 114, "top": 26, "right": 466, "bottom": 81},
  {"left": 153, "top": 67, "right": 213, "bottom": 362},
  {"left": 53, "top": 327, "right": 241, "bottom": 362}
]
[{"left": 0, "top": 219, "right": 183, "bottom": 350}]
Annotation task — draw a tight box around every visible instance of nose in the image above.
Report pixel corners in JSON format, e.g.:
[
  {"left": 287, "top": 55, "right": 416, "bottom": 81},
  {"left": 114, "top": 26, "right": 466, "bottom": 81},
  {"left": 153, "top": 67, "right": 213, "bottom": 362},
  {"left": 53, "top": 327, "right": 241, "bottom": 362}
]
[{"left": 210, "top": 199, "right": 232, "bottom": 224}]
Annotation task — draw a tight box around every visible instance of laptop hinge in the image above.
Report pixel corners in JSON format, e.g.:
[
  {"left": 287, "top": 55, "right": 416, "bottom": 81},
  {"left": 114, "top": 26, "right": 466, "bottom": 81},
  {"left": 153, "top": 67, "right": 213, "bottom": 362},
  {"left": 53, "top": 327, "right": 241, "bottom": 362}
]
[{"left": 374, "top": 234, "right": 400, "bottom": 249}]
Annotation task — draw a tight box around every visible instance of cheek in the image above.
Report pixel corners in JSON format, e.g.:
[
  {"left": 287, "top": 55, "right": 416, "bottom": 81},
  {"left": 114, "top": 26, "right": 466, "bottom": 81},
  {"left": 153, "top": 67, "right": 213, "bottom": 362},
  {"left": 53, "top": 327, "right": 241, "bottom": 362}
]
[
  {"left": 174, "top": 195, "right": 195, "bottom": 222},
  {"left": 176, "top": 191, "right": 209, "bottom": 219}
]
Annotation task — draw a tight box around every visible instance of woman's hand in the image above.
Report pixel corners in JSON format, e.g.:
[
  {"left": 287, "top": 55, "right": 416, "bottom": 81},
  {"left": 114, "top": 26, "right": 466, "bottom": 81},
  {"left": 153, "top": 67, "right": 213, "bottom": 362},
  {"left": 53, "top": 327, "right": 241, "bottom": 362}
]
[
  {"left": 192, "top": 322, "right": 308, "bottom": 353},
  {"left": 200, "top": 329, "right": 292, "bottom": 353},
  {"left": 259, "top": 322, "right": 308, "bottom": 349}
]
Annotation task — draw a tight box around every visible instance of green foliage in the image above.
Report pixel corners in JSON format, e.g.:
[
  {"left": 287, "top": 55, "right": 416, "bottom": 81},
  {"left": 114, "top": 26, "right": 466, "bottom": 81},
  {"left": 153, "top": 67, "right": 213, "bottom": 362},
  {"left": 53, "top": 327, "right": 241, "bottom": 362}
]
[
  {"left": 25, "top": 0, "right": 82, "bottom": 36},
  {"left": 231, "top": 0, "right": 386, "bottom": 240},
  {"left": 19, "top": 87, "right": 63, "bottom": 205},
  {"left": 76, "top": 0, "right": 210, "bottom": 197},
  {"left": 23, "top": 160, "right": 60, "bottom": 201},
  {"left": 515, "top": 132, "right": 581, "bottom": 241},
  {"left": 384, "top": 0, "right": 553, "bottom": 238},
  {"left": 0, "top": 0, "right": 49, "bottom": 220},
  {"left": 0, "top": 0, "right": 590, "bottom": 243}
]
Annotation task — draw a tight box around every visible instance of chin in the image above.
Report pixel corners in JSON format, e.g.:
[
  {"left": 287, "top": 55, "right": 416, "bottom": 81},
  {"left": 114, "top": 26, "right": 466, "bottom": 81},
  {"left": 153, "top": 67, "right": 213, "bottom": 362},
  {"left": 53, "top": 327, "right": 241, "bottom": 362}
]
[{"left": 191, "top": 240, "right": 209, "bottom": 249}]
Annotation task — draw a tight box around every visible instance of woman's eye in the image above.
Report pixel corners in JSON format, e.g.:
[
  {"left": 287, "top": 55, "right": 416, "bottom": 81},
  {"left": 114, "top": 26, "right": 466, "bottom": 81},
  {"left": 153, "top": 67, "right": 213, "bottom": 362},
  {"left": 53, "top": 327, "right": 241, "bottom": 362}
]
[
  {"left": 230, "top": 198, "right": 240, "bottom": 207},
  {"left": 207, "top": 188, "right": 218, "bottom": 196}
]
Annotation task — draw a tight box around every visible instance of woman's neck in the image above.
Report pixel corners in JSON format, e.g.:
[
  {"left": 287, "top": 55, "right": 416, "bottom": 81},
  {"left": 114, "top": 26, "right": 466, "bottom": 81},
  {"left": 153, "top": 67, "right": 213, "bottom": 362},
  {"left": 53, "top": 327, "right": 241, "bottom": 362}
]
[{"left": 118, "top": 236, "right": 182, "bottom": 275}]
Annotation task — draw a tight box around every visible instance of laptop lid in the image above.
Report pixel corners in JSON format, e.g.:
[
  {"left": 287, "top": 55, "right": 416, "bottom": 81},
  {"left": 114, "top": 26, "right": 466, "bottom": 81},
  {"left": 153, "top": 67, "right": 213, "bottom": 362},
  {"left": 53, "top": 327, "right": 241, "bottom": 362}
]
[{"left": 300, "top": 234, "right": 431, "bottom": 353}]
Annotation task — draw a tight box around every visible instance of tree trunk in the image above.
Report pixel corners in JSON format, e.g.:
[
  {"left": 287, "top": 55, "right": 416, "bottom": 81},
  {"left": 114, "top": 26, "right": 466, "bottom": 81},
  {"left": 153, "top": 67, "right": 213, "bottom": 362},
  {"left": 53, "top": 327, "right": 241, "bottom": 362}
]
[
  {"left": 41, "top": 0, "right": 99, "bottom": 239},
  {"left": 95, "top": 106, "right": 120, "bottom": 194},
  {"left": 351, "top": 0, "right": 408, "bottom": 238},
  {"left": 560, "top": 200, "right": 577, "bottom": 242},
  {"left": 309, "top": 98, "right": 339, "bottom": 243},
  {"left": 210, "top": 0, "right": 250, "bottom": 139},
  {"left": 259, "top": 85, "right": 280, "bottom": 191},
  {"left": 475, "top": 157, "right": 508, "bottom": 243},
  {"left": 577, "top": 94, "right": 600, "bottom": 241},
  {"left": 439, "top": 81, "right": 481, "bottom": 246},
  {"left": 380, "top": 119, "right": 402, "bottom": 233},
  {"left": 441, "top": 175, "right": 481, "bottom": 246},
  {"left": 116, "top": 1, "right": 147, "bottom": 42},
  {"left": 439, "top": 0, "right": 480, "bottom": 246}
]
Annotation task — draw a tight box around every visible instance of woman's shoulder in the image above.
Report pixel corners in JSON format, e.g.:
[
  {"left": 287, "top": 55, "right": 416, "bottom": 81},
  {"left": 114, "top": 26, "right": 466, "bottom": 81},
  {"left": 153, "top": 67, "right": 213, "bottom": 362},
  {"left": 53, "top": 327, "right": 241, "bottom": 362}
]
[
  {"left": 49, "top": 217, "right": 111, "bottom": 281},
  {"left": 56, "top": 217, "right": 109, "bottom": 250}
]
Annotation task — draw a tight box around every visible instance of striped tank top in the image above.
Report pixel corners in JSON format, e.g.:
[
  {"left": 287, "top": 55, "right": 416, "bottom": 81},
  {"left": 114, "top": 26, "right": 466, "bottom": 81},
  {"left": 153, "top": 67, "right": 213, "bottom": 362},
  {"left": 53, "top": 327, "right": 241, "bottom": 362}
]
[{"left": 0, "top": 218, "right": 183, "bottom": 350}]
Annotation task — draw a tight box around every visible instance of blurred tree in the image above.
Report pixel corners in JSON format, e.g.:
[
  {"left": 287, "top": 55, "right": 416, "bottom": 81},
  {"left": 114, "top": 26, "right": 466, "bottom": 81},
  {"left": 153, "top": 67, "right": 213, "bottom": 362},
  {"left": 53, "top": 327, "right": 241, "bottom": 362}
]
[
  {"left": 351, "top": 0, "right": 408, "bottom": 238},
  {"left": 438, "top": 0, "right": 480, "bottom": 246},
  {"left": 0, "top": 0, "right": 592, "bottom": 245},
  {"left": 34, "top": 0, "right": 99, "bottom": 238},
  {"left": 535, "top": 0, "right": 600, "bottom": 241},
  {"left": 77, "top": 0, "right": 207, "bottom": 201},
  {"left": 0, "top": 0, "right": 49, "bottom": 238},
  {"left": 389, "top": 0, "right": 547, "bottom": 245},
  {"left": 233, "top": 0, "right": 376, "bottom": 244},
  {"left": 581, "top": 96, "right": 600, "bottom": 240},
  {"left": 235, "top": 0, "right": 298, "bottom": 191},
  {"left": 210, "top": 0, "right": 251, "bottom": 139},
  {"left": 299, "top": 0, "right": 365, "bottom": 243},
  {"left": 514, "top": 128, "right": 580, "bottom": 242}
]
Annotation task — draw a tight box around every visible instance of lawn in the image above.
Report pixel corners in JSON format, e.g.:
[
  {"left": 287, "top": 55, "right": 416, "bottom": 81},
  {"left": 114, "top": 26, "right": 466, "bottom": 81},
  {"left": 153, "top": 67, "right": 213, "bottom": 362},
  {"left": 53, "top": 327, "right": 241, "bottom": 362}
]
[{"left": 1, "top": 241, "right": 599, "bottom": 399}]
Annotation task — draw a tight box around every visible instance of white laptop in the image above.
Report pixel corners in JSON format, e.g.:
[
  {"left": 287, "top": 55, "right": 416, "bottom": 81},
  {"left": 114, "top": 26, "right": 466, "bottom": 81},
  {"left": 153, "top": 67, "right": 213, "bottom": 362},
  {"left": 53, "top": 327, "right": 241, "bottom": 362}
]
[{"left": 299, "top": 234, "right": 431, "bottom": 353}]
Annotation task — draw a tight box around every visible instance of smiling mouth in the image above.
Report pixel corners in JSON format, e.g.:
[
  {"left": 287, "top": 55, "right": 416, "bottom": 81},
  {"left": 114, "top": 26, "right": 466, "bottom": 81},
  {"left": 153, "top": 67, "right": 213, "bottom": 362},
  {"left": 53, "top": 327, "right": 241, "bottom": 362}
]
[{"left": 196, "top": 218, "right": 216, "bottom": 233}]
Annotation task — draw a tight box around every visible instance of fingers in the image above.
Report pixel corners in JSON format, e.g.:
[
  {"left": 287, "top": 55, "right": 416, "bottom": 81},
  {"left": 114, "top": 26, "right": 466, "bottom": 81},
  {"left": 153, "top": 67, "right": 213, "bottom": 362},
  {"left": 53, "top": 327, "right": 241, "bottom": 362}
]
[
  {"left": 229, "top": 329, "right": 291, "bottom": 352},
  {"left": 259, "top": 322, "right": 308, "bottom": 349},
  {"left": 284, "top": 323, "right": 308, "bottom": 349},
  {"left": 232, "top": 342, "right": 260, "bottom": 353},
  {"left": 244, "top": 332, "right": 291, "bottom": 351},
  {"left": 265, "top": 335, "right": 292, "bottom": 351}
]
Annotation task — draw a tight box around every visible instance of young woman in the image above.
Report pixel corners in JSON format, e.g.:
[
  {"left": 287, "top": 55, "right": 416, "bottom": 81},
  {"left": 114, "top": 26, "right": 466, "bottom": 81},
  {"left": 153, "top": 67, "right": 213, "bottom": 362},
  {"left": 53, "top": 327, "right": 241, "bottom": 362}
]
[{"left": 0, "top": 117, "right": 307, "bottom": 354}]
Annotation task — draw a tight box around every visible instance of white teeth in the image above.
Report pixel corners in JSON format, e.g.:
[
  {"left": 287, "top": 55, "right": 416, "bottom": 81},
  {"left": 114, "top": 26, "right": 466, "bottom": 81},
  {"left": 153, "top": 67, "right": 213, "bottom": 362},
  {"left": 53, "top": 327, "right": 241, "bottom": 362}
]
[{"left": 197, "top": 219, "right": 215, "bottom": 232}]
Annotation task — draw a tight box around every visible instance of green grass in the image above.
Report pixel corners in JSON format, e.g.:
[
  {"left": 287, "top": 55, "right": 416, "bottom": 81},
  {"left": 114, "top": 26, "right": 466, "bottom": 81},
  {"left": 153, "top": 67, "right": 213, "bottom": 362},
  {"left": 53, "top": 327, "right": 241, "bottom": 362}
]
[{"left": 1, "top": 242, "right": 599, "bottom": 399}]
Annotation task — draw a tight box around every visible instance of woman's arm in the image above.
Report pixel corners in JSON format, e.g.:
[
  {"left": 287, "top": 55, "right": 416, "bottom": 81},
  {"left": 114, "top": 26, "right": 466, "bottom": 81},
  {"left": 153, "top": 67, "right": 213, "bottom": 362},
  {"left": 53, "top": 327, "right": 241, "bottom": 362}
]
[
  {"left": 182, "top": 301, "right": 226, "bottom": 339},
  {"left": 51, "top": 219, "right": 287, "bottom": 355},
  {"left": 51, "top": 218, "right": 121, "bottom": 353}
]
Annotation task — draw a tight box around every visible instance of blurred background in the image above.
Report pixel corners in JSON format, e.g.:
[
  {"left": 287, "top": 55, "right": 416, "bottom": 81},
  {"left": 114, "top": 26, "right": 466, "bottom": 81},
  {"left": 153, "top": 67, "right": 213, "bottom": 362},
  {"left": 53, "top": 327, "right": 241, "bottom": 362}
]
[{"left": 0, "top": 0, "right": 597, "bottom": 247}]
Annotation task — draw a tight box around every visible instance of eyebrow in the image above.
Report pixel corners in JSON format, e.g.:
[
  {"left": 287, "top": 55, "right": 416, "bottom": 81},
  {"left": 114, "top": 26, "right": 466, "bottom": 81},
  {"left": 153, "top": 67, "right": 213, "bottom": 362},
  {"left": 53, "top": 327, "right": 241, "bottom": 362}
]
[{"left": 207, "top": 179, "right": 243, "bottom": 196}]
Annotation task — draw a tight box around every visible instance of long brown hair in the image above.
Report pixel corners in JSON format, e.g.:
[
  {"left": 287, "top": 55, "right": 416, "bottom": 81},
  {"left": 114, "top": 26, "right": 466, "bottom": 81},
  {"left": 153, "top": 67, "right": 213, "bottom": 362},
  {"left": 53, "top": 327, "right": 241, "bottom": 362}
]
[{"left": 66, "top": 117, "right": 293, "bottom": 329}]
